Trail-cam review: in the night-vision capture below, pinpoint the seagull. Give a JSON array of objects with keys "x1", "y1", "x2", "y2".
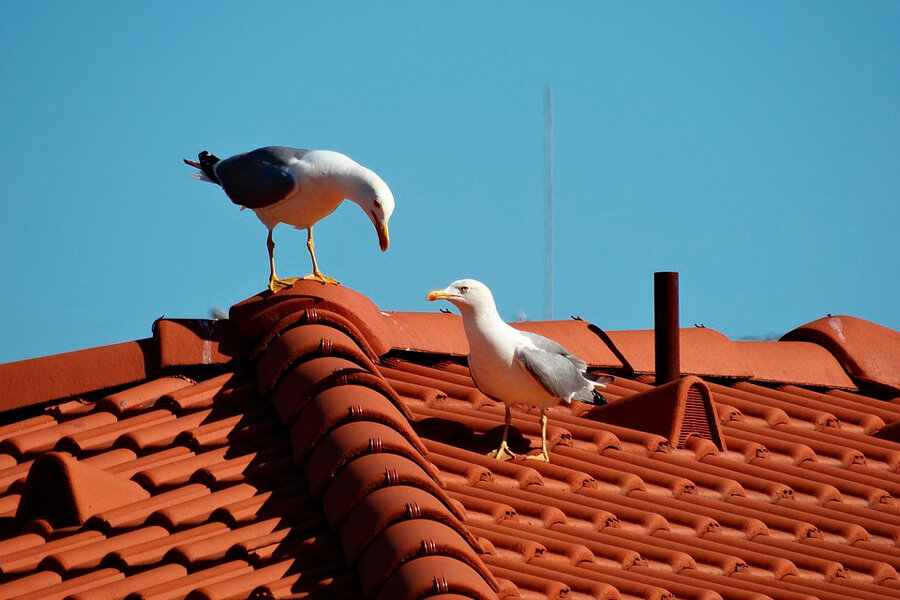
[
  {"x1": 184, "y1": 146, "x2": 394, "y2": 291},
  {"x1": 426, "y1": 279, "x2": 609, "y2": 462}
]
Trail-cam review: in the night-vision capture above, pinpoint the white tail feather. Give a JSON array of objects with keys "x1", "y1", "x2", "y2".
[
  {"x1": 191, "y1": 171, "x2": 217, "y2": 184},
  {"x1": 591, "y1": 375, "x2": 613, "y2": 389}
]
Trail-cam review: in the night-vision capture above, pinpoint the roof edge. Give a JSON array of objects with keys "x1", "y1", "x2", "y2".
[{"x1": 0, "y1": 339, "x2": 154, "y2": 412}]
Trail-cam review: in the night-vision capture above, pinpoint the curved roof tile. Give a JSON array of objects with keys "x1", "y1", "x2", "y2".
[{"x1": 783, "y1": 315, "x2": 900, "y2": 392}]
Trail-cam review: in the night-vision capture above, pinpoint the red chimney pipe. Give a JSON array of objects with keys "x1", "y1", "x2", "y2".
[{"x1": 654, "y1": 272, "x2": 680, "y2": 384}]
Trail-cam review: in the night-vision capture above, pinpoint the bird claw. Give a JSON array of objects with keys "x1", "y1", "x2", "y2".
[
  {"x1": 487, "y1": 443, "x2": 517, "y2": 461},
  {"x1": 301, "y1": 272, "x2": 340, "y2": 285},
  {"x1": 268, "y1": 277, "x2": 299, "y2": 293}
]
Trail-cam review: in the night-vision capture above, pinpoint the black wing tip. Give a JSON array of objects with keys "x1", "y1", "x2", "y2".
[{"x1": 591, "y1": 389, "x2": 609, "y2": 406}]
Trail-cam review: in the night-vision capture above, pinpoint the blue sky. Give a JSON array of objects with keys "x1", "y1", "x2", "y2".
[{"x1": 1, "y1": 3, "x2": 898, "y2": 363}]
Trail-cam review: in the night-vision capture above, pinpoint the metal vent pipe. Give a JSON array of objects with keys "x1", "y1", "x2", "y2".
[{"x1": 654, "y1": 271, "x2": 680, "y2": 384}]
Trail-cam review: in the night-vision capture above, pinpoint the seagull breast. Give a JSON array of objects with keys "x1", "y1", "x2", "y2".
[{"x1": 465, "y1": 319, "x2": 562, "y2": 409}]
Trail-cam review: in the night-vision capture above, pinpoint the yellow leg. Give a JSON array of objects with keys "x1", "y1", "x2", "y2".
[
  {"x1": 267, "y1": 230, "x2": 298, "y2": 292},
  {"x1": 487, "y1": 404, "x2": 517, "y2": 461},
  {"x1": 300, "y1": 226, "x2": 339, "y2": 285},
  {"x1": 525, "y1": 409, "x2": 551, "y2": 462}
]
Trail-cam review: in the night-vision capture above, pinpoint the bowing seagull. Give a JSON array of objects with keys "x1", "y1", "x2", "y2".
[
  {"x1": 185, "y1": 146, "x2": 394, "y2": 291},
  {"x1": 426, "y1": 279, "x2": 609, "y2": 462}
]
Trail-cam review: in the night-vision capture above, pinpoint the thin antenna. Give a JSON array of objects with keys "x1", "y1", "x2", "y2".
[{"x1": 544, "y1": 85, "x2": 554, "y2": 320}]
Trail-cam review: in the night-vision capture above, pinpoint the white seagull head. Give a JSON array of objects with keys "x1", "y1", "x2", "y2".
[
  {"x1": 350, "y1": 170, "x2": 394, "y2": 252},
  {"x1": 425, "y1": 279, "x2": 497, "y2": 316}
]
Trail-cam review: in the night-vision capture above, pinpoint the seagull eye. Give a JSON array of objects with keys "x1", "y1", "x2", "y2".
[
  {"x1": 458, "y1": 286, "x2": 469, "y2": 293},
  {"x1": 373, "y1": 199, "x2": 382, "y2": 209}
]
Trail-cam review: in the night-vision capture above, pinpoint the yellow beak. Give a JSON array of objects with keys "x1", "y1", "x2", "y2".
[
  {"x1": 425, "y1": 289, "x2": 453, "y2": 301},
  {"x1": 377, "y1": 223, "x2": 390, "y2": 252}
]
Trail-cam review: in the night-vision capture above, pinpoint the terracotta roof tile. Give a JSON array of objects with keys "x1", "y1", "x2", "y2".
[
  {"x1": 153, "y1": 318, "x2": 248, "y2": 368},
  {"x1": 783, "y1": 315, "x2": 900, "y2": 392},
  {"x1": 0, "y1": 569, "x2": 63, "y2": 599},
  {"x1": 124, "y1": 560, "x2": 253, "y2": 600},
  {"x1": 103, "y1": 522, "x2": 229, "y2": 570},
  {"x1": 734, "y1": 341, "x2": 856, "y2": 389},
  {"x1": 382, "y1": 311, "x2": 471, "y2": 355},
  {"x1": 64, "y1": 563, "x2": 189, "y2": 600},
  {"x1": 14, "y1": 568, "x2": 125, "y2": 600},
  {"x1": 0, "y1": 529, "x2": 104, "y2": 576},
  {"x1": 37, "y1": 525, "x2": 169, "y2": 574},
  {"x1": 15, "y1": 452, "x2": 150, "y2": 527},
  {"x1": 0, "y1": 413, "x2": 118, "y2": 459},
  {"x1": 0, "y1": 339, "x2": 153, "y2": 411},
  {"x1": 608, "y1": 327, "x2": 753, "y2": 378},
  {"x1": 512, "y1": 321, "x2": 624, "y2": 369},
  {"x1": 2, "y1": 281, "x2": 899, "y2": 599}
]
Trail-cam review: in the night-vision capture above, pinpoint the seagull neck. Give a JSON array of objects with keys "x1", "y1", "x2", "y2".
[
  {"x1": 460, "y1": 304, "x2": 509, "y2": 336},
  {"x1": 335, "y1": 166, "x2": 379, "y2": 206}
]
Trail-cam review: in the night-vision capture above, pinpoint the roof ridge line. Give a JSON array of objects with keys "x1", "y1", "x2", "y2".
[{"x1": 246, "y1": 299, "x2": 501, "y2": 599}]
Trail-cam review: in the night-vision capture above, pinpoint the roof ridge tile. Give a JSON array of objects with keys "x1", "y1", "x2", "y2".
[
  {"x1": 0, "y1": 339, "x2": 154, "y2": 412},
  {"x1": 358, "y1": 519, "x2": 498, "y2": 598},
  {"x1": 783, "y1": 315, "x2": 900, "y2": 393},
  {"x1": 236, "y1": 292, "x2": 501, "y2": 599}
]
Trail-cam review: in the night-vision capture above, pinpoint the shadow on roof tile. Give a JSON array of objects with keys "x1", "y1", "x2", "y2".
[{"x1": 15, "y1": 452, "x2": 150, "y2": 529}]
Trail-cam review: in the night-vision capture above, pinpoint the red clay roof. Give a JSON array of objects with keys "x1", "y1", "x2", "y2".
[
  {"x1": 783, "y1": 315, "x2": 900, "y2": 393},
  {"x1": 0, "y1": 281, "x2": 899, "y2": 600}
]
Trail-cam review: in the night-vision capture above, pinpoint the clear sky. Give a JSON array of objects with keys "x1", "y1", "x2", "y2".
[{"x1": 1, "y1": 3, "x2": 898, "y2": 363}]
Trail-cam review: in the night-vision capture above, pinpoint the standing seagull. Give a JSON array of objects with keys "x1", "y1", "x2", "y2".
[
  {"x1": 184, "y1": 146, "x2": 394, "y2": 291},
  {"x1": 426, "y1": 279, "x2": 609, "y2": 462}
]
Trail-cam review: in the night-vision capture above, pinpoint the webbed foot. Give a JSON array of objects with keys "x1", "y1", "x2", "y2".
[
  {"x1": 268, "y1": 276, "x2": 299, "y2": 292},
  {"x1": 301, "y1": 272, "x2": 340, "y2": 285},
  {"x1": 487, "y1": 442, "x2": 517, "y2": 461},
  {"x1": 524, "y1": 450, "x2": 551, "y2": 462}
]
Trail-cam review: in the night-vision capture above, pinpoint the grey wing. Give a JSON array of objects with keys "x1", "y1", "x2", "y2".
[
  {"x1": 215, "y1": 147, "x2": 307, "y2": 209},
  {"x1": 519, "y1": 331, "x2": 587, "y2": 373},
  {"x1": 515, "y1": 344, "x2": 593, "y2": 402}
]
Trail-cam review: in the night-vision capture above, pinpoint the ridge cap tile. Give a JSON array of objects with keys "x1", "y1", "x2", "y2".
[
  {"x1": 358, "y1": 519, "x2": 499, "y2": 598},
  {"x1": 304, "y1": 420, "x2": 443, "y2": 496},
  {"x1": 605, "y1": 326, "x2": 753, "y2": 378},
  {"x1": 783, "y1": 315, "x2": 900, "y2": 392},
  {"x1": 250, "y1": 309, "x2": 381, "y2": 363},
  {"x1": 374, "y1": 554, "x2": 499, "y2": 600},
  {"x1": 231, "y1": 287, "x2": 502, "y2": 599},
  {"x1": 153, "y1": 317, "x2": 249, "y2": 368},
  {"x1": 0, "y1": 339, "x2": 154, "y2": 412},
  {"x1": 735, "y1": 339, "x2": 857, "y2": 389},
  {"x1": 229, "y1": 281, "x2": 395, "y2": 355},
  {"x1": 338, "y1": 484, "x2": 480, "y2": 562}
]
